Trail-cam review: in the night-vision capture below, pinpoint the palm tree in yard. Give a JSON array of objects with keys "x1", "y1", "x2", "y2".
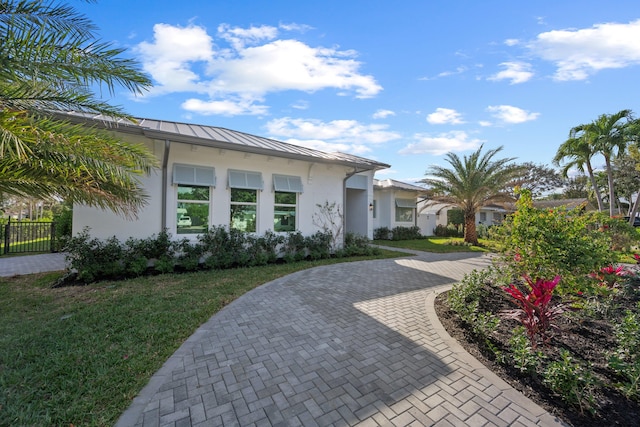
[
  {"x1": 420, "y1": 145, "x2": 522, "y2": 245},
  {"x1": 569, "y1": 110, "x2": 633, "y2": 217},
  {"x1": 0, "y1": 0, "x2": 157, "y2": 217},
  {"x1": 553, "y1": 135, "x2": 605, "y2": 212}
]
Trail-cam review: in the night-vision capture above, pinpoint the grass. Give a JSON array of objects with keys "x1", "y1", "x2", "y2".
[
  {"x1": 374, "y1": 236, "x2": 494, "y2": 253},
  {"x1": 0, "y1": 237, "x2": 53, "y2": 255},
  {"x1": 0, "y1": 250, "x2": 403, "y2": 426}
]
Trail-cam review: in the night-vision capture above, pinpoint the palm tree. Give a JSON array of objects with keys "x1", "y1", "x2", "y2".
[
  {"x1": 570, "y1": 110, "x2": 633, "y2": 217},
  {"x1": 553, "y1": 135, "x2": 605, "y2": 212},
  {"x1": 0, "y1": 0, "x2": 156, "y2": 216},
  {"x1": 420, "y1": 145, "x2": 522, "y2": 245}
]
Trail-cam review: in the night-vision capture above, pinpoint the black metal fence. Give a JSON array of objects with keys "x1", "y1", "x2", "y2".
[{"x1": 1, "y1": 219, "x2": 57, "y2": 255}]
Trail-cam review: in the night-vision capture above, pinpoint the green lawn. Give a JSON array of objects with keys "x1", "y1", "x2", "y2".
[
  {"x1": 0, "y1": 250, "x2": 403, "y2": 426},
  {"x1": 374, "y1": 236, "x2": 494, "y2": 253}
]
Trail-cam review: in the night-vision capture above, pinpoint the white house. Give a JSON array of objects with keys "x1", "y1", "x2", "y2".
[
  {"x1": 66, "y1": 113, "x2": 390, "y2": 243},
  {"x1": 372, "y1": 179, "x2": 428, "y2": 233},
  {"x1": 417, "y1": 203, "x2": 509, "y2": 235}
]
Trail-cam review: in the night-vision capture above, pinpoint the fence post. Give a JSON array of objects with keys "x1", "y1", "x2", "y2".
[
  {"x1": 4, "y1": 217, "x2": 9, "y2": 255},
  {"x1": 51, "y1": 222, "x2": 57, "y2": 253}
]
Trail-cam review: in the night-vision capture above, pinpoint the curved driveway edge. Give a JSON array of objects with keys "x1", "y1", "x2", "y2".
[{"x1": 117, "y1": 252, "x2": 566, "y2": 426}]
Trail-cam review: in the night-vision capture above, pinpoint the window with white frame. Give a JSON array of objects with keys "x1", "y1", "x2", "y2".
[
  {"x1": 229, "y1": 170, "x2": 263, "y2": 232},
  {"x1": 479, "y1": 212, "x2": 487, "y2": 223},
  {"x1": 395, "y1": 198, "x2": 415, "y2": 222},
  {"x1": 372, "y1": 200, "x2": 377, "y2": 219},
  {"x1": 173, "y1": 164, "x2": 215, "y2": 235},
  {"x1": 272, "y1": 174, "x2": 303, "y2": 232}
]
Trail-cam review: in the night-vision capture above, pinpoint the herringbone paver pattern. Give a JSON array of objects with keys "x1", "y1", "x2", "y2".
[{"x1": 117, "y1": 251, "x2": 566, "y2": 426}]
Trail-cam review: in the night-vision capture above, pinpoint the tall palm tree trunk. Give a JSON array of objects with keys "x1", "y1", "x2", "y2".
[
  {"x1": 464, "y1": 213, "x2": 478, "y2": 245},
  {"x1": 586, "y1": 161, "x2": 605, "y2": 212},
  {"x1": 604, "y1": 155, "x2": 616, "y2": 217}
]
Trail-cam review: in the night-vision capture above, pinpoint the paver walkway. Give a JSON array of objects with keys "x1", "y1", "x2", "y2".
[
  {"x1": 118, "y1": 251, "x2": 565, "y2": 427},
  {"x1": 0, "y1": 252, "x2": 66, "y2": 277}
]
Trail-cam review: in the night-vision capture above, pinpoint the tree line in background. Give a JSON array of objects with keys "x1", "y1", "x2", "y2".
[{"x1": 422, "y1": 109, "x2": 640, "y2": 244}]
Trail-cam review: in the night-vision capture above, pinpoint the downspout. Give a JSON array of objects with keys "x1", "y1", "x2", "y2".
[{"x1": 161, "y1": 140, "x2": 171, "y2": 231}]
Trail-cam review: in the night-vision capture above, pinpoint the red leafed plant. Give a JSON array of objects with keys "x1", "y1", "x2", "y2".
[
  {"x1": 589, "y1": 264, "x2": 629, "y2": 289},
  {"x1": 501, "y1": 275, "x2": 566, "y2": 348}
]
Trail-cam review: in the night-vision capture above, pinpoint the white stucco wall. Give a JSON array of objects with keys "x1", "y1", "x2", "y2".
[
  {"x1": 73, "y1": 135, "x2": 367, "y2": 242},
  {"x1": 372, "y1": 188, "x2": 419, "y2": 231},
  {"x1": 72, "y1": 138, "x2": 164, "y2": 240}
]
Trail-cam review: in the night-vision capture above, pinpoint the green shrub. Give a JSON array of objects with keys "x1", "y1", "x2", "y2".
[
  {"x1": 447, "y1": 269, "x2": 499, "y2": 337},
  {"x1": 391, "y1": 226, "x2": 422, "y2": 240},
  {"x1": 492, "y1": 189, "x2": 622, "y2": 293},
  {"x1": 434, "y1": 224, "x2": 463, "y2": 237},
  {"x1": 282, "y1": 231, "x2": 306, "y2": 263},
  {"x1": 343, "y1": 232, "x2": 380, "y2": 256},
  {"x1": 544, "y1": 349, "x2": 597, "y2": 414},
  {"x1": 374, "y1": 227, "x2": 391, "y2": 240}
]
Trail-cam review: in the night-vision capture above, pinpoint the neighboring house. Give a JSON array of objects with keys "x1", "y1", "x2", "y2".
[
  {"x1": 66, "y1": 113, "x2": 389, "y2": 242},
  {"x1": 419, "y1": 198, "x2": 594, "y2": 235},
  {"x1": 372, "y1": 179, "x2": 428, "y2": 233},
  {"x1": 417, "y1": 203, "x2": 510, "y2": 235}
]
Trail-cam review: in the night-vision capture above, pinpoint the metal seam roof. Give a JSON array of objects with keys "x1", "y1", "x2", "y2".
[{"x1": 65, "y1": 112, "x2": 389, "y2": 170}]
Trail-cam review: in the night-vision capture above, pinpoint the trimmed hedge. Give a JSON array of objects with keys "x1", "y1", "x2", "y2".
[{"x1": 60, "y1": 227, "x2": 380, "y2": 284}]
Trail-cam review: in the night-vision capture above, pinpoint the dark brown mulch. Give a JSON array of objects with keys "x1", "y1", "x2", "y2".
[{"x1": 434, "y1": 283, "x2": 640, "y2": 427}]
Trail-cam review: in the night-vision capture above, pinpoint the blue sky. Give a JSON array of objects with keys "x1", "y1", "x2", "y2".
[{"x1": 77, "y1": 0, "x2": 640, "y2": 184}]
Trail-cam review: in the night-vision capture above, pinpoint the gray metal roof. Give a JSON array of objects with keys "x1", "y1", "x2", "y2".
[
  {"x1": 374, "y1": 178, "x2": 428, "y2": 192},
  {"x1": 58, "y1": 112, "x2": 390, "y2": 171}
]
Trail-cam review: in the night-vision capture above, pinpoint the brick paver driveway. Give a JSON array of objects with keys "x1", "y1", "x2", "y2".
[{"x1": 118, "y1": 251, "x2": 564, "y2": 426}]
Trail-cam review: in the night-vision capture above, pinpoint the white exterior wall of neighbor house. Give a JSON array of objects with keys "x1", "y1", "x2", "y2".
[
  {"x1": 373, "y1": 188, "x2": 419, "y2": 230},
  {"x1": 73, "y1": 135, "x2": 374, "y2": 240}
]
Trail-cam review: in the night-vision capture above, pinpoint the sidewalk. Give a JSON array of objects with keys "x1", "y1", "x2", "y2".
[{"x1": 0, "y1": 252, "x2": 67, "y2": 277}]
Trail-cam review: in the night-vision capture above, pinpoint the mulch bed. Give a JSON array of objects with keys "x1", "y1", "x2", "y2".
[{"x1": 434, "y1": 283, "x2": 640, "y2": 426}]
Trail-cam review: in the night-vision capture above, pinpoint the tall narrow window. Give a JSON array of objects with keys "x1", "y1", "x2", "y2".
[
  {"x1": 177, "y1": 185, "x2": 209, "y2": 234},
  {"x1": 228, "y1": 170, "x2": 262, "y2": 232},
  {"x1": 230, "y1": 189, "x2": 258, "y2": 232},
  {"x1": 272, "y1": 174, "x2": 303, "y2": 232},
  {"x1": 274, "y1": 192, "x2": 297, "y2": 231}
]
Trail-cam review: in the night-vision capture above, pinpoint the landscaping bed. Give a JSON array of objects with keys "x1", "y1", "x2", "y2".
[{"x1": 435, "y1": 281, "x2": 640, "y2": 426}]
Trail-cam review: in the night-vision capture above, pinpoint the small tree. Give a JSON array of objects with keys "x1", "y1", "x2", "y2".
[{"x1": 312, "y1": 201, "x2": 343, "y2": 250}]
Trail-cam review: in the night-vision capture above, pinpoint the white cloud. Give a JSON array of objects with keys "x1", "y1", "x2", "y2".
[
  {"x1": 504, "y1": 39, "x2": 520, "y2": 46},
  {"x1": 488, "y1": 62, "x2": 534, "y2": 84},
  {"x1": 135, "y1": 23, "x2": 214, "y2": 94},
  {"x1": 291, "y1": 100, "x2": 310, "y2": 110},
  {"x1": 265, "y1": 117, "x2": 400, "y2": 154},
  {"x1": 486, "y1": 105, "x2": 539, "y2": 124},
  {"x1": 478, "y1": 120, "x2": 492, "y2": 127},
  {"x1": 181, "y1": 98, "x2": 269, "y2": 116},
  {"x1": 134, "y1": 23, "x2": 382, "y2": 116},
  {"x1": 279, "y1": 22, "x2": 314, "y2": 33},
  {"x1": 399, "y1": 131, "x2": 483, "y2": 156},
  {"x1": 426, "y1": 108, "x2": 464, "y2": 125},
  {"x1": 372, "y1": 109, "x2": 395, "y2": 119},
  {"x1": 529, "y1": 19, "x2": 640, "y2": 81}
]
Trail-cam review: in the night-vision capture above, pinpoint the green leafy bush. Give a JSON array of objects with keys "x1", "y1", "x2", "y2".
[
  {"x1": 62, "y1": 226, "x2": 379, "y2": 284},
  {"x1": 447, "y1": 269, "x2": 499, "y2": 337},
  {"x1": 492, "y1": 189, "x2": 623, "y2": 293},
  {"x1": 544, "y1": 349, "x2": 597, "y2": 414},
  {"x1": 373, "y1": 227, "x2": 391, "y2": 240},
  {"x1": 391, "y1": 226, "x2": 422, "y2": 240},
  {"x1": 434, "y1": 224, "x2": 463, "y2": 237}
]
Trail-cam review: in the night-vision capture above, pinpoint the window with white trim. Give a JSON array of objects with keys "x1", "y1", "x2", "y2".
[
  {"x1": 176, "y1": 185, "x2": 210, "y2": 235},
  {"x1": 173, "y1": 164, "x2": 215, "y2": 235},
  {"x1": 273, "y1": 174, "x2": 302, "y2": 232},
  {"x1": 228, "y1": 170, "x2": 263, "y2": 233},
  {"x1": 395, "y1": 198, "x2": 415, "y2": 222}
]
